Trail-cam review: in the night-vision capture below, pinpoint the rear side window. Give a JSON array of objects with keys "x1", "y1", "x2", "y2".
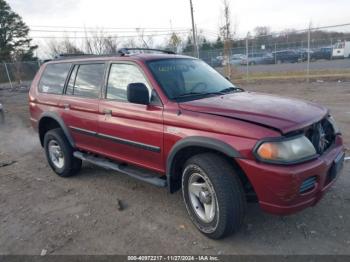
[
  {"x1": 38, "y1": 63, "x2": 71, "y2": 94},
  {"x1": 66, "y1": 64, "x2": 105, "y2": 98}
]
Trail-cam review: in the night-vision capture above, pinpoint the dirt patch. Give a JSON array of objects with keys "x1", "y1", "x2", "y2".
[{"x1": 0, "y1": 82, "x2": 349, "y2": 255}]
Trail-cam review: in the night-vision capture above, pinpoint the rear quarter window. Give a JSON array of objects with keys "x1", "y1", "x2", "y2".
[{"x1": 38, "y1": 63, "x2": 71, "y2": 94}]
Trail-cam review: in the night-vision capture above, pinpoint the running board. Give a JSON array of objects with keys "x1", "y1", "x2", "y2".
[{"x1": 73, "y1": 151, "x2": 167, "y2": 188}]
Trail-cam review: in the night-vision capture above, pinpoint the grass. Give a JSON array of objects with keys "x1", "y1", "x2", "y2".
[{"x1": 218, "y1": 67, "x2": 350, "y2": 83}]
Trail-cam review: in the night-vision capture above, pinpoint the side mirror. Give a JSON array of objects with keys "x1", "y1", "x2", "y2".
[{"x1": 127, "y1": 83, "x2": 150, "y2": 105}]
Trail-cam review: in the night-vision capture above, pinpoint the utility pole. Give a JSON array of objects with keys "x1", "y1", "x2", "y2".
[
  {"x1": 307, "y1": 23, "x2": 311, "y2": 83},
  {"x1": 189, "y1": 0, "x2": 199, "y2": 58},
  {"x1": 246, "y1": 35, "x2": 249, "y2": 82},
  {"x1": 3, "y1": 63, "x2": 13, "y2": 89}
]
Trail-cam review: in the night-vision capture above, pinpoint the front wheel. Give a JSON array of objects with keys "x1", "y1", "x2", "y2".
[{"x1": 182, "y1": 153, "x2": 246, "y2": 239}]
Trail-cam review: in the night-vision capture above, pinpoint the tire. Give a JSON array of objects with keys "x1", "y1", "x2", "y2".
[
  {"x1": 181, "y1": 153, "x2": 246, "y2": 239},
  {"x1": 44, "y1": 128, "x2": 82, "y2": 177}
]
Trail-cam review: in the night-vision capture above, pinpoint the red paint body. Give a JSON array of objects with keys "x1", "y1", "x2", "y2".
[{"x1": 29, "y1": 54, "x2": 344, "y2": 215}]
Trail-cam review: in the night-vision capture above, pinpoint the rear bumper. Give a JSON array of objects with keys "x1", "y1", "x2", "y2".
[{"x1": 237, "y1": 135, "x2": 345, "y2": 215}]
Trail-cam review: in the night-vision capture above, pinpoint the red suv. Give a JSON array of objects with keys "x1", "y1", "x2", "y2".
[{"x1": 29, "y1": 48, "x2": 345, "y2": 239}]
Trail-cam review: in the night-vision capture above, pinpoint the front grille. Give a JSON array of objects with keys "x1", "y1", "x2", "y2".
[
  {"x1": 300, "y1": 176, "x2": 317, "y2": 193},
  {"x1": 305, "y1": 117, "x2": 335, "y2": 155}
]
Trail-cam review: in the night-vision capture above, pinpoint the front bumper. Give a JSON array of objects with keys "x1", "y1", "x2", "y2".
[{"x1": 237, "y1": 135, "x2": 345, "y2": 215}]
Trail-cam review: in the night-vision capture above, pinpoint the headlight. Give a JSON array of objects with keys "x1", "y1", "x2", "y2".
[
  {"x1": 328, "y1": 115, "x2": 341, "y2": 134},
  {"x1": 255, "y1": 135, "x2": 317, "y2": 164}
]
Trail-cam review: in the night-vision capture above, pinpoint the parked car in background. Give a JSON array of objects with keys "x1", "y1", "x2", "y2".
[
  {"x1": 229, "y1": 54, "x2": 245, "y2": 65},
  {"x1": 272, "y1": 50, "x2": 300, "y2": 64},
  {"x1": 297, "y1": 49, "x2": 314, "y2": 62},
  {"x1": 210, "y1": 56, "x2": 224, "y2": 67},
  {"x1": 311, "y1": 47, "x2": 333, "y2": 60},
  {"x1": 332, "y1": 41, "x2": 350, "y2": 59},
  {"x1": 240, "y1": 53, "x2": 274, "y2": 65}
]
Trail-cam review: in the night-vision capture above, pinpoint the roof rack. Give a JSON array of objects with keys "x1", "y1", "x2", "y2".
[
  {"x1": 51, "y1": 48, "x2": 175, "y2": 61},
  {"x1": 54, "y1": 53, "x2": 95, "y2": 60},
  {"x1": 118, "y1": 48, "x2": 175, "y2": 56}
]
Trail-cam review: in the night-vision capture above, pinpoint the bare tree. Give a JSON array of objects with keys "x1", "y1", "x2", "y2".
[
  {"x1": 47, "y1": 38, "x2": 83, "y2": 57},
  {"x1": 220, "y1": 0, "x2": 234, "y2": 78},
  {"x1": 84, "y1": 29, "x2": 119, "y2": 55},
  {"x1": 136, "y1": 28, "x2": 149, "y2": 48},
  {"x1": 84, "y1": 30, "x2": 104, "y2": 54},
  {"x1": 101, "y1": 36, "x2": 119, "y2": 54},
  {"x1": 122, "y1": 38, "x2": 138, "y2": 48},
  {"x1": 167, "y1": 32, "x2": 182, "y2": 52}
]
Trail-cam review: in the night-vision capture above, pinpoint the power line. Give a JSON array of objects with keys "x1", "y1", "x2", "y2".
[
  {"x1": 29, "y1": 32, "x2": 190, "y2": 39},
  {"x1": 29, "y1": 29, "x2": 190, "y2": 34},
  {"x1": 29, "y1": 25, "x2": 189, "y2": 30}
]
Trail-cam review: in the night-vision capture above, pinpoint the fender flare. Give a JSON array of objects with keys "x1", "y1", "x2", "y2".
[
  {"x1": 38, "y1": 112, "x2": 75, "y2": 148},
  {"x1": 166, "y1": 136, "x2": 241, "y2": 192}
]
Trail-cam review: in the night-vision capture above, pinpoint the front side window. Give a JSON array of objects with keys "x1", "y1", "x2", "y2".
[
  {"x1": 106, "y1": 63, "x2": 151, "y2": 101},
  {"x1": 147, "y1": 58, "x2": 238, "y2": 101},
  {"x1": 67, "y1": 64, "x2": 105, "y2": 98},
  {"x1": 38, "y1": 63, "x2": 71, "y2": 94}
]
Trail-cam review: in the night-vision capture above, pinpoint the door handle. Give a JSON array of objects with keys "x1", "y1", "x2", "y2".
[
  {"x1": 103, "y1": 109, "x2": 112, "y2": 115},
  {"x1": 63, "y1": 103, "x2": 70, "y2": 110}
]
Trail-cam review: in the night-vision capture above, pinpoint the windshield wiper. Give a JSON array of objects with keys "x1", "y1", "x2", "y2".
[
  {"x1": 218, "y1": 87, "x2": 244, "y2": 94},
  {"x1": 173, "y1": 92, "x2": 206, "y2": 99},
  {"x1": 173, "y1": 87, "x2": 244, "y2": 101},
  {"x1": 204, "y1": 87, "x2": 244, "y2": 96}
]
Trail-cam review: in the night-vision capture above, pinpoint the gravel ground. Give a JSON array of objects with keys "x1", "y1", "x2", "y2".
[{"x1": 0, "y1": 81, "x2": 349, "y2": 255}]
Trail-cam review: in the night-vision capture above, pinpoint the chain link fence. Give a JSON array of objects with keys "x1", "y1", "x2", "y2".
[
  {"x1": 0, "y1": 61, "x2": 40, "y2": 88},
  {"x1": 187, "y1": 24, "x2": 350, "y2": 83}
]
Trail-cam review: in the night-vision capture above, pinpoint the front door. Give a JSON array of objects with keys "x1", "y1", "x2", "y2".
[{"x1": 98, "y1": 62, "x2": 164, "y2": 173}]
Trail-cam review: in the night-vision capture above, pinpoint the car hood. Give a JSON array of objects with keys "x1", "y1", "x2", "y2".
[{"x1": 179, "y1": 92, "x2": 328, "y2": 134}]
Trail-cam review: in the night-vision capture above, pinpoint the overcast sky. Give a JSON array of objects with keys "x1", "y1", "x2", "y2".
[
  {"x1": 8, "y1": 0, "x2": 350, "y2": 36},
  {"x1": 6, "y1": 0, "x2": 350, "y2": 58}
]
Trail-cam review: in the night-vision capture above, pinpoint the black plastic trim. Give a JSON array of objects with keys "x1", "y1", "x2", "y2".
[
  {"x1": 166, "y1": 136, "x2": 241, "y2": 192},
  {"x1": 69, "y1": 126, "x2": 161, "y2": 153},
  {"x1": 253, "y1": 134, "x2": 319, "y2": 165},
  {"x1": 98, "y1": 133, "x2": 161, "y2": 153},
  {"x1": 38, "y1": 112, "x2": 76, "y2": 148},
  {"x1": 70, "y1": 126, "x2": 97, "y2": 136}
]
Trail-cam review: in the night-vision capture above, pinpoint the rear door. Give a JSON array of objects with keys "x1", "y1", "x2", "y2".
[
  {"x1": 32, "y1": 63, "x2": 72, "y2": 123},
  {"x1": 60, "y1": 62, "x2": 106, "y2": 152},
  {"x1": 98, "y1": 62, "x2": 164, "y2": 173}
]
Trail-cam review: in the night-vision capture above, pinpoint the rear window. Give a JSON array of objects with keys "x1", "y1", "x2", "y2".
[{"x1": 38, "y1": 63, "x2": 71, "y2": 94}]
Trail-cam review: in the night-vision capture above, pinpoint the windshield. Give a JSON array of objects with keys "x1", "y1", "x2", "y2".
[{"x1": 147, "y1": 58, "x2": 241, "y2": 101}]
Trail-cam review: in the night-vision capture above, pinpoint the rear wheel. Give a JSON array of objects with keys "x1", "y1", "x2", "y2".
[
  {"x1": 182, "y1": 153, "x2": 246, "y2": 239},
  {"x1": 44, "y1": 128, "x2": 82, "y2": 177}
]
